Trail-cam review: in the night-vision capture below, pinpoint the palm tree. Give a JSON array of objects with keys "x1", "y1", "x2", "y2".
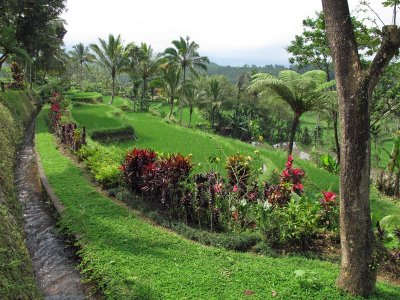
[
  {"x1": 249, "y1": 70, "x2": 335, "y2": 154},
  {"x1": 0, "y1": 26, "x2": 31, "y2": 72},
  {"x1": 159, "y1": 65, "x2": 182, "y2": 118},
  {"x1": 125, "y1": 43, "x2": 143, "y2": 109},
  {"x1": 204, "y1": 78, "x2": 224, "y2": 129},
  {"x1": 183, "y1": 81, "x2": 200, "y2": 127},
  {"x1": 235, "y1": 72, "x2": 248, "y2": 116},
  {"x1": 90, "y1": 34, "x2": 129, "y2": 105},
  {"x1": 137, "y1": 43, "x2": 164, "y2": 111},
  {"x1": 69, "y1": 43, "x2": 95, "y2": 83},
  {"x1": 164, "y1": 36, "x2": 209, "y2": 123}
]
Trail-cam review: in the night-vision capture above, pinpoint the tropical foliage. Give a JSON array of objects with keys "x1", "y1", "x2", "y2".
[{"x1": 249, "y1": 70, "x2": 336, "y2": 154}]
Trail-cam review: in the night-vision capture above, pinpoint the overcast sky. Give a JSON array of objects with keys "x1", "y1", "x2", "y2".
[{"x1": 61, "y1": 0, "x2": 393, "y2": 66}]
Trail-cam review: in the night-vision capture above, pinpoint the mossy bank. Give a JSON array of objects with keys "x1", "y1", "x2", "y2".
[{"x1": 0, "y1": 90, "x2": 40, "y2": 299}]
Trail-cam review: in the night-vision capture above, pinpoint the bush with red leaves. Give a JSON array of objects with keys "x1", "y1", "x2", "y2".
[
  {"x1": 120, "y1": 148, "x2": 157, "y2": 193},
  {"x1": 264, "y1": 155, "x2": 305, "y2": 206},
  {"x1": 7, "y1": 61, "x2": 25, "y2": 90}
]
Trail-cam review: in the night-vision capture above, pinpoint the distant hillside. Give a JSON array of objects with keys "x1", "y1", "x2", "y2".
[{"x1": 207, "y1": 62, "x2": 291, "y2": 83}]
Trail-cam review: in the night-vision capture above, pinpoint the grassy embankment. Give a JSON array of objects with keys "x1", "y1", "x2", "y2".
[
  {"x1": 70, "y1": 96, "x2": 400, "y2": 238},
  {"x1": 36, "y1": 106, "x2": 400, "y2": 299},
  {"x1": 72, "y1": 96, "x2": 339, "y2": 194},
  {"x1": 0, "y1": 90, "x2": 40, "y2": 299}
]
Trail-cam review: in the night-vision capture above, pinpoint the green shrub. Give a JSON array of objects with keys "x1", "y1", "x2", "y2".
[
  {"x1": 0, "y1": 90, "x2": 36, "y2": 127},
  {"x1": 68, "y1": 92, "x2": 103, "y2": 103},
  {"x1": 0, "y1": 101, "x2": 21, "y2": 198},
  {"x1": 257, "y1": 195, "x2": 320, "y2": 249},
  {"x1": 90, "y1": 125, "x2": 136, "y2": 143},
  {"x1": 78, "y1": 143, "x2": 123, "y2": 188},
  {"x1": 170, "y1": 223, "x2": 260, "y2": 251},
  {"x1": 39, "y1": 83, "x2": 64, "y2": 99},
  {"x1": 319, "y1": 153, "x2": 339, "y2": 174},
  {"x1": 225, "y1": 154, "x2": 251, "y2": 190},
  {"x1": 120, "y1": 104, "x2": 134, "y2": 112}
]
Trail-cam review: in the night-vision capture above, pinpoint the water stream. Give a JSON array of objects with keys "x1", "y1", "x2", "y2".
[{"x1": 16, "y1": 123, "x2": 90, "y2": 299}]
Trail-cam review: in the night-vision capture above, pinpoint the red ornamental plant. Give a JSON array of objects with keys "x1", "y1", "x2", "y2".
[
  {"x1": 264, "y1": 155, "x2": 305, "y2": 206},
  {"x1": 320, "y1": 191, "x2": 337, "y2": 210},
  {"x1": 148, "y1": 154, "x2": 193, "y2": 192},
  {"x1": 281, "y1": 155, "x2": 305, "y2": 194},
  {"x1": 50, "y1": 92, "x2": 63, "y2": 128},
  {"x1": 320, "y1": 191, "x2": 338, "y2": 230},
  {"x1": 120, "y1": 148, "x2": 157, "y2": 193},
  {"x1": 7, "y1": 61, "x2": 25, "y2": 90}
]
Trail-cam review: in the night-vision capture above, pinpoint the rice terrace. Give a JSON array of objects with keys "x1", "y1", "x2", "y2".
[{"x1": 1, "y1": 0, "x2": 400, "y2": 299}]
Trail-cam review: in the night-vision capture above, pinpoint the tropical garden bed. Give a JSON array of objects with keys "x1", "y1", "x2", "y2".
[{"x1": 36, "y1": 100, "x2": 400, "y2": 299}]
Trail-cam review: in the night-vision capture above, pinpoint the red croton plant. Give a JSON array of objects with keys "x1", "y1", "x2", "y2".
[
  {"x1": 50, "y1": 92, "x2": 63, "y2": 128},
  {"x1": 264, "y1": 155, "x2": 306, "y2": 206}
]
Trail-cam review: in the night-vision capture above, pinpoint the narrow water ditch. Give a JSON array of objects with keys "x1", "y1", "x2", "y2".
[{"x1": 15, "y1": 122, "x2": 90, "y2": 299}]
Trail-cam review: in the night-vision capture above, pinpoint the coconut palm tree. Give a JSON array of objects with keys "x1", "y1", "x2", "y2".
[
  {"x1": 137, "y1": 43, "x2": 164, "y2": 111},
  {"x1": 69, "y1": 43, "x2": 95, "y2": 82},
  {"x1": 204, "y1": 78, "x2": 224, "y2": 129},
  {"x1": 164, "y1": 36, "x2": 209, "y2": 123},
  {"x1": 90, "y1": 34, "x2": 129, "y2": 105},
  {"x1": 183, "y1": 80, "x2": 200, "y2": 127},
  {"x1": 249, "y1": 70, "x2": 335, "y2": 154},
  {"x1": 159, "y1": 65, "x2": 181, "y2": 119},
  {"x1": 0, "y1": 26, "x2": 31, "y2": 72}
]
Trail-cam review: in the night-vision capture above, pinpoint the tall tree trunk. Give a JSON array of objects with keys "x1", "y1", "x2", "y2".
[
  {"x1": 0, "y1": 53, "x2": 8, "y2": 72},
  {"x1": 180, "y1": 67, "x2": 187, "y2": 124},
  {"x1": 110, "y1": 74, "x2": 115, "y2": 105},
  {"x1": 322, "y1": 0, "x2": 400, "y2": 296},
  {"x1": 333, "y1": 109, "x2": 341, "y2": 163},
  {"x1": 288, "y1": 111, "x2": 301, "y2": 155},
  {"x1": 211, "y1": 106, "x2": 216, "y2": 129},
  {"x1": 141, "y1": 77, "x2": 147, "y2": 111},
  {"x1": 169, "y1": 96, "x2": 174, "y2": 119},
  {"x1": 80, "y1": 61, "x2": 83, "y2": 83},
  {"x1": 189, "y1": 105, "x2": 193, "y2": 127}
]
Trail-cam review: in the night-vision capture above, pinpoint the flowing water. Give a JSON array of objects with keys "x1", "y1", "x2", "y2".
[{"x1": 16, "y1": 123, "x2": 90, "y2": 299}]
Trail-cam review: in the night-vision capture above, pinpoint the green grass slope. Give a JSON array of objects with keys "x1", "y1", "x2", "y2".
[
  {"x1": 36, "y1": 107, "x2": 400, "y2": 299},
  {"x1": 0, "y1": 91, "x2": 40, "y2": 299},
  {"x1": 72, "y1": 99, "x2": 339, "y2": 194}
]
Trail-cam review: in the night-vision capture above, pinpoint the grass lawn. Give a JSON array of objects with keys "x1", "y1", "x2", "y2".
[{"x1": 35, "y1": 107, "x2": 400, "y2": 299}]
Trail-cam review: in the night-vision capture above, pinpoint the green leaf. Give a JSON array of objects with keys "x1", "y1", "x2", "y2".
[
  {"x1": 380, "y1": 215, "x2": 394, "y2": 230},
  {"x1": 294, "y1": 269, "x2": 306, "y2": 277}
]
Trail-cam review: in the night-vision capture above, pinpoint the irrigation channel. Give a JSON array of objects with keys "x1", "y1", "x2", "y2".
[{"x1": 16, "y1": 122, "x2": 91, "y2": 299}]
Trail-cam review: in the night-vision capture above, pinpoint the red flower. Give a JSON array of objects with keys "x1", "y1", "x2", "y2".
[
  {"x1": 321, "y1": 191, "x2": 337, "y2": 204},
  {"x1": 292, "y1": 168, "x2": 304, "y2": 177},
  {"x1": 233, "y1": 185, "x2": 238, "y2": 193},
  {"x1": 282, "y1": 169, "x2": 290, "y2": 179},
  {"x1": 292, "y1": 183, "x2": 303, "y2": 193},
  {"x1": 213, "y1": 182, "x2": 223, "y2": 193}
]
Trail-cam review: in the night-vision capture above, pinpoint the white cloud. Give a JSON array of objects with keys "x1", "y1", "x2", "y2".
[{"x1": 62, "y1": 0, "x2": 394, "y2": 66}]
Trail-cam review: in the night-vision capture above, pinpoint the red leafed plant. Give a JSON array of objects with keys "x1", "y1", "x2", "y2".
[
  {"x1": 7, "y1": 61, "x2": 25, "y2": 90},
  {"x1": 146, "y1": 154, "x2": 193, "y2": 206},
  {"x1": 320, "y1": 191, "x2": 339, "y2": 230},
  {"x1": 264, "y1": 155, "x2": 306, "y2": 206},
  {"x1": 49, "y1": 92, "x2": 63, "y2": 128},
  {"x1": 281, "y1": 155, "x2": 305, "y2": 194},
  {"x1": 120, "y1": 148, "x2": 157, "y2": 193}
]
